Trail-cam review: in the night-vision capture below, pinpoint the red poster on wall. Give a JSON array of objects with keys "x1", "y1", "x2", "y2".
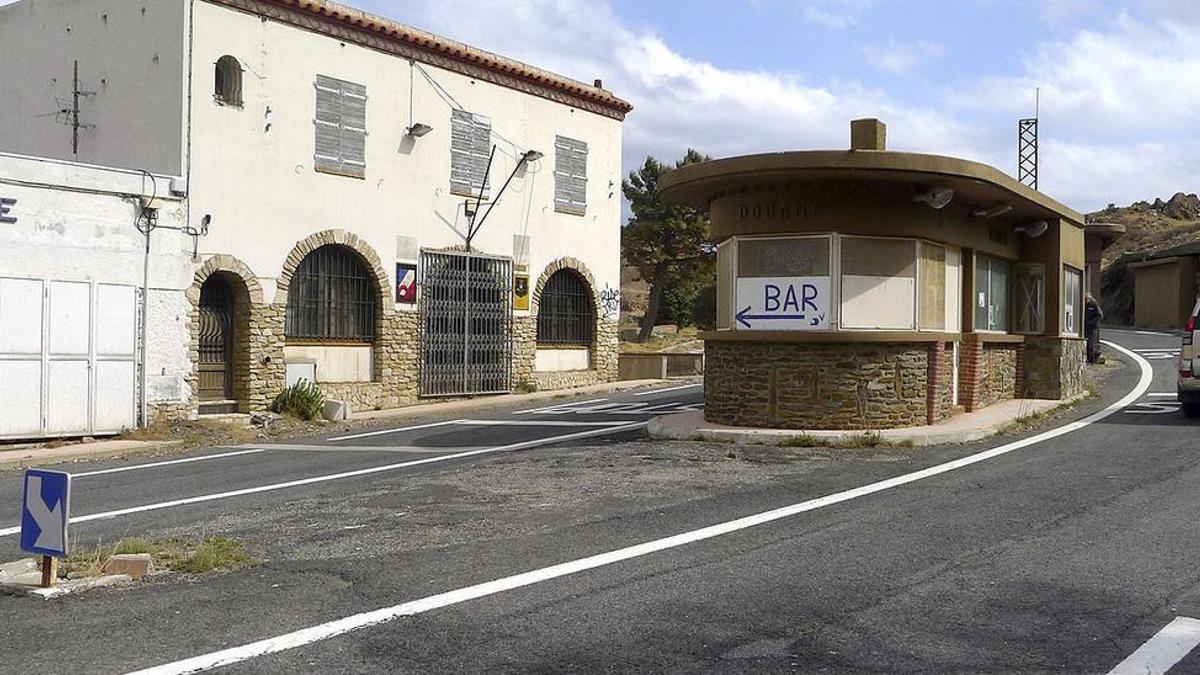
[{"x1": 396, "y1": 263, "x2": 417, "y2": 304}]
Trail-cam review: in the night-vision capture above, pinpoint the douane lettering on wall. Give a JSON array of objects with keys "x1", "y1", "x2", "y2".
[
  {"x1": 734, "y1": 276, "x2": 830, "y2": 330},
  {"x1": 0, "y1": 197, "x2": 15, "y2": 224}
]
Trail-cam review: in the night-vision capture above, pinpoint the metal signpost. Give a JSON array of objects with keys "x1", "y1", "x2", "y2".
[
  {"x1": 20, "y1": 469, "x2": 71, "y2": 588},
  {"x1": 734, "y1": 277, "x2": 831, "y2": 330}
]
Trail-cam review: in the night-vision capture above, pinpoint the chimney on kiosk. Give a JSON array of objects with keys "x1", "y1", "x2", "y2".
[{"x1": 850, "y1": 118, "x2": 887, "y2": 151}]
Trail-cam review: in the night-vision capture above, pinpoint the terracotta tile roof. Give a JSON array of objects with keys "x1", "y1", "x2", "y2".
[{"x1": 213, "y1": 0, "x2": 632, "y2": 119}]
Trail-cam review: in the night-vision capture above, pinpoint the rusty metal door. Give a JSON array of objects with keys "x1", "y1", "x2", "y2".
[
  {"x1": 197, "y1": 276, "x2": 233, "y2": 401},
  {"x1": 420, "y1": 250, "x2": 512, "y2": 397}
]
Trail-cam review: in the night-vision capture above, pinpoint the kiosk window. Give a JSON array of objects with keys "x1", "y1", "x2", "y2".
[
  {"x1": 1015, "y1": 264, "x2": 1045, "y2": 334},
  {"x1": 974, "y1": 254, "x2": 1010, "y2": 332},
  {"x1": 841, "y1": 237, "x2": 917, "y2": 330},
  {"x1": 738, "y1": 237, "x2": 830, "y2": 277},
  {"x1": 919, "y1": 242, "x2": 946, "y2": 331},
  {"x1": 1064, "y1": 266, "x2": 1082, "y2": 337}
]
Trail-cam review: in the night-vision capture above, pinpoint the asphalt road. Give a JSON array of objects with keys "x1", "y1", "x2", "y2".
[{"x1": 2, "y1": 329, "x2": 1199, "y2": 674}]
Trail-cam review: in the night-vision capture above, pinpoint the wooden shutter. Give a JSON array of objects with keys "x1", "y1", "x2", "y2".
[
  {"x1": 554, "y1": 135, "x2": 587, "y2": 215},
  {"x1": 314, "y1": 75, "x2": 367, "y2": 178},
  {"x1": 450, "y1": 109, "x2": 491, "y2": 196}
]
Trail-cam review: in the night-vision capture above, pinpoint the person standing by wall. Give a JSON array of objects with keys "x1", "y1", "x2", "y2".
[{"x1": 1085, "y1": 294, "x2": 1104, "y2": 364}]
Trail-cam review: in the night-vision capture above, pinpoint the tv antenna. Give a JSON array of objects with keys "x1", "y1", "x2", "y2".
[
  {"x1": 36, "y1": 61, "x2": 95, "y2": 157},
  {"x1": 1018, "y1": 87, "x2": 1039, "y2": 190}
]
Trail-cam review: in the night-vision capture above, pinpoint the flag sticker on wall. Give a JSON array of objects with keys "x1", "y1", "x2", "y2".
[{"x1": 396, "y1": 263, "x2": 417, "y2": 304}]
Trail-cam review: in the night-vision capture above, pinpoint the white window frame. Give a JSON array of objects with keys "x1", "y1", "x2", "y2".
[
  {"x1": 1063, "y1": 265, "x2": 1083, "y2": 337},
  {"x1": 1014, "y1": 263, "x2": 1046, "y2": 335}
]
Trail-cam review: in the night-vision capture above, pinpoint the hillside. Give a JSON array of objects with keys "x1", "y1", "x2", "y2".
[
  {"x1": 1095, "y1": 192, "x2": 1200, "y2": 325},
  {"x1": 1092, "y1": 192, "x2": 1200, "y2": 265}
]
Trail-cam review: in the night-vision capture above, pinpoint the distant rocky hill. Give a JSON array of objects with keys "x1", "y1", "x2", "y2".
[
  {"x1": 1091, "y1": 192, "x2": 1200, "y2": 264},
  {"x1": 1094, "y1": 192, "x2": 1200, "y2": 325}
]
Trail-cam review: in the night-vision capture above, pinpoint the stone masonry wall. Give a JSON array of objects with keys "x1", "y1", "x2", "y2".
[
  {"x1": 976, "y1": 343, "x2": 1019, "y2": 409},
  {"x1": 1023, "y1": 336, "x2": 1087, "y2": 400},
  {"x1": 705, "y1": 340, "x2": 930, "y2": 430}
]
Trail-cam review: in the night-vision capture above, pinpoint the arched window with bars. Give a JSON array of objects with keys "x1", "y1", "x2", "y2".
[
  {"x1": 286, "y1": 245, "x2": 377, "y2": 342},
  {"x1": 215, "y1": 55, "x2": 243, "y2": 107},
  {"x1": 537, "y1": 269, "x2": 595, "y2": 346}
]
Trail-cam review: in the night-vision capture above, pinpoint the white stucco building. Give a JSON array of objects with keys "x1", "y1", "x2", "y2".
[
  {"x1": 0, "y1": 0, "x2": 630, "y2": 420},
  {"x1": 0, "y1": 153, "x2": 191, "y2": 438}
]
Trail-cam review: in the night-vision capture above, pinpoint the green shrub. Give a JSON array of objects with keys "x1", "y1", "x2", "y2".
[{"x1": 270, "y1": 379, "x2": 325, "y2": 420}]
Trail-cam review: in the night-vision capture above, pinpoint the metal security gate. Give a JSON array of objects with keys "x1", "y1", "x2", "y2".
[
  {"x1": 420, "y1": 250, "x2": 512, "y2": 397},
  {"x1": 197, "y1": 276, "x2": 234, "y2": 401}
]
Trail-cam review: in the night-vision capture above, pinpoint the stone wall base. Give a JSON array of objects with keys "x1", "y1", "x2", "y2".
[
  {"x1": 1023, "y1": 336, "x2": 1087, "y2": 400},
  {"x1": 705, "y1": 340, "x2": 931, "y2": 431}
]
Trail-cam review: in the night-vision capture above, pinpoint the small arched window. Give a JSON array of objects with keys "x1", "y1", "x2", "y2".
[
  {"x1": 537, "y1": 269, "x2": 595, "y2": 345},
  {"x1": 214, "y1": 55, "x2": 243, "y2": 107},
  {"x1": 286, "y1": 245, "x2": 377, "y2": 342}
]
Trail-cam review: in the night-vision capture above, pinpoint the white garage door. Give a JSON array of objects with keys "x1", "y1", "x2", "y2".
[{"x1": 0, "y1": 277, "x2": 137, "y2": 439}]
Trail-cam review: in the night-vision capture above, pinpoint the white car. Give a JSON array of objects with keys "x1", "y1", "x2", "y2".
[{"x1": 1180, "y1": 297, "x2": 1200, "y2": 417}]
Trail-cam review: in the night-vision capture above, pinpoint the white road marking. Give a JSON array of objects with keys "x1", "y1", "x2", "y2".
[
  {"x1": 252, "y1": 445, "x2": 469, "y2": 454},
  {"x1": 1126, "y1": 401, "x2": 1179, "y2": 415},
  {"x1": 72, "y1": 449, "x2": 266, "y2": 478},
  {"x1": 1108, "y1": 616, "x2": 1200, "y2": 675},
  {"x1": 0, "y1": 422, "x2": 650, "y2": 539},
  {"x1": 1135, "y1": 330, "x2": 1175, "y2": 336},
  {"x1": 327, "y1": 419, "x2": 468, "y2": 442},
  {"x1": 456, "y1": 420, "x2": 640, "y2": 427},
  {"x1": 512, "y1": 398, "x2": 608, "y2": 415},
  {"x1": 633, "y1": 383, "x2": 702, "y2": 396},
  {"x1": 128, "y1": 340, "x2": 1154, "y2": 675}
]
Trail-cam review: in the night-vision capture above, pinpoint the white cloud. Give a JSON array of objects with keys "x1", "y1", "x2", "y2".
[
  {"x1": 390, "y1": 0, "x2": 1199, "y2": 212},
  {"x1": 800, "y1": 0, "x2": 871, "y2": 30},
  {"x1": 396, "y1": 0, "x2": 985, "y2": 189},
  {"x1": 862, "y1": 40, "x2": 945, "y2": 75},
  {"x1": 949, "y1": 11, "x2": 1200, "y2": 207}
]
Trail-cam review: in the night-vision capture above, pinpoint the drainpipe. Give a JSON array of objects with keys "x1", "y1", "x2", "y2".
[{"x1": 140, "y1": 223, "x2": 151, "y2": 428}]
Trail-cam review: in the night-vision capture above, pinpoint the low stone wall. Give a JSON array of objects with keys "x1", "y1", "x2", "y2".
[
  {"x1": 1023, "y1": 336, "x2": 1086, "y2": 400},
  {"x1": 319, "y1": 382, "x2": 387, "y2": 413},
  {"x1": 704, "y1": 340, "x2": 931, "y2": 430}
]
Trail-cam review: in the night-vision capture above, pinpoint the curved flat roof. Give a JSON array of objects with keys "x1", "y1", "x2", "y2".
[{"x1": 659, "y1": 150, "x2": 1085, "y2": 227}]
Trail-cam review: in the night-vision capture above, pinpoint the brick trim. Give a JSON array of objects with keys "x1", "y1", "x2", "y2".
[{"x1": 927, "y1": 341, "x2": 944, "y2": 425}]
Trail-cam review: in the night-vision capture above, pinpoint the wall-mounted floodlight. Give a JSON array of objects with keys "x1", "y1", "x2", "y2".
[
  {"x1": 463, "y1": 199, "x2": 477, "y2": 218},
  {"x1": 522, "y1": 149, "x2": 544, "y2": 163},
  {"x1": 406, "y1": 122, "x2": 433, "y2": 138},
  {"x1": 913, "y1": 187, "x2": 954, "y2": 210},
  {"x1": 1016, "y1": 220, "x2": 1049, "y2": 238},
  {"x1": 973, "y1": 203, "x2": 1013, "y2": 218}
]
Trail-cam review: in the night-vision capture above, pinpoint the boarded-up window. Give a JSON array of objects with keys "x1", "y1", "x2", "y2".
[
  {"x1": 554, "y1": 135, "x2": 588, "y2": 215},
  {"x1": 919, "y1": 242, "x2": 946, "y2": 331},
  {"x1": 841, "y1": 237, "x2": 917, "y2": 330},
  {"x1": 450, "y1": 109, "x2": 491, "y2": 196},
  {"x1": 738, "y1": 237, "x2": 831, "y2": 277},
  {"x1": 314, "y1": 75, "x2": 367, "y2": 178}
]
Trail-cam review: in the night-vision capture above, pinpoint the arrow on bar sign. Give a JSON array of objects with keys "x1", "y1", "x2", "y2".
[{"x1": 21, "y1": 469, "x2": 71, "y2": 557}]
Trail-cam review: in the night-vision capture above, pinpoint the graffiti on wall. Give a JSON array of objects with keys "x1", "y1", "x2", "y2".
[{"x1": 600, "y1": 285, "x2": 621, "y2": 319}]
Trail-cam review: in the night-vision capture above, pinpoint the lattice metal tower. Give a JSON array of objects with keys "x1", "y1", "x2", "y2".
[{"x1": 1018, "y1": 88, "x2": 1040, "y2": 190}]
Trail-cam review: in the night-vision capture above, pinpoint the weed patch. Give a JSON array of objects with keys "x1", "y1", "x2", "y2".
[{"x1": 60, "y1": 536, "x2": 254, "y2": 579}]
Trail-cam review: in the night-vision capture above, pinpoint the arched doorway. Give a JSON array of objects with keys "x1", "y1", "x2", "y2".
[{"x1": 197, "y1": 275, "x2": 235, "y2": 404}]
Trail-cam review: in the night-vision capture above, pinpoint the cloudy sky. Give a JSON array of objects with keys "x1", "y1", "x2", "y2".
[{"x1": 358, "y1": 0, "x2": 1200, "y2": 214}]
